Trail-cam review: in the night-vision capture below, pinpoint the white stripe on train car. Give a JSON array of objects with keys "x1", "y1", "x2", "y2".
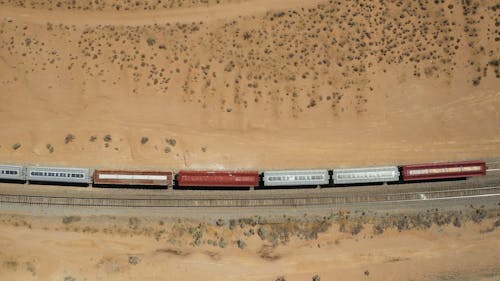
[
  {"x1": 98, "y1": 174, "x2": 167, "y2": 181},
  {"x1": 408, "y1": 166, "x2": 482, "y2": 175}
]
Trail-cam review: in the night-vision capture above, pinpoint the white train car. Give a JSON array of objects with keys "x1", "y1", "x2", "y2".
[
  {"x1": 26, "y1": 166, "x2": 92, "y2": 185},
  {"x1": 0, "y1": 164, "x2": 25, "y2": 181},
  {"x1": 263, "y1": 169, "x2": 330, "y2": 186},
  {"x1": 332, "y1": 166, "x2": 400, "y2": 184}
]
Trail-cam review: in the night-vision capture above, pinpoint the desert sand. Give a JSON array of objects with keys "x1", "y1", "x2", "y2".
[
  {"x1": 0, "y1": 0, "x2": 498, "y2": 170},
  {"x1": 1, "y1": 1, "x2": 499, "y2": 280},
  {"x1": 0, "y1": 206, "x2": 499, "y2": 281}
]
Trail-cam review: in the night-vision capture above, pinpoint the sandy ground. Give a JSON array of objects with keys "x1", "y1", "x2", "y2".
[
  {"x1": 0, "y1": 206, "x2": 499, "y2": 281},
  {"x1": 0, "y1": 0, "x2": 498, "y2": 170}
]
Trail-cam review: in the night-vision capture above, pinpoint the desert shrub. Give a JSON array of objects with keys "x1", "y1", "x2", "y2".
[
  {"x1": 128, "y1": 256, "x2": 140, "y2": 265},
  {"x1": 147, "y1": 38, "x2": 156, "y2": 46},
  {"x1": 495, "y1": 219, "x2": 500, "y2": 228},
  {"x1": 215, "y1": 219, "x2": 226, "y2": 226},
  {"x1": 229, "y1": 219, "x2": 237, "y2": 230},
  {"x1": 165, "y1": 138, "x2": 176, "y2": 146},
  {"x1": 218, "y1": 238, "x2": 228, "y2": 248},
  {"x1": 236, "y1": 239, "x2": 247, "y2": 249},
  {"x1": 12, "y1": 143, "x2": 21, "y2": 150},
  {"x1": 4, "y1": 260, "x2": 17, "y2": 271},
  {"x1": 350, "y1": 223, "x2": 363, "y2": 235},
  {"x1": 140, "y1": 137, "x2": 149, "y2": 144},
  {"x1": 471, "y1": 209, "x2": 487, "y2": 223},
  {"x1": 373, "y1": 224, "x2": 385, "y2": 234},
  {"x1": 62, "y1": 216, "x2": 81, "y2": 224},
  {"x1": 65, "y1": 134, "x2": 75, "y2": 144},
  {"x1": 257, "y1": 227, "x2": 268, "y2": 240}
]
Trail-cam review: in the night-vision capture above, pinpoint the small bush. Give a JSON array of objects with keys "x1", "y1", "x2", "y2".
[
  {"x1": 89, "y1": 136, "x2": 97, "y2": 142},
  {"x1": 164, "y1": 147, "x2": 171, "y2": 153},
  {"x1": 312, "y1": 274, "x2": 321, "y2": 281},
  {"x1": 471, "y1": 209, "x2": 487, "y2": 223},
  {"x1": 62, "y1": 216, "x2": 81, "y2": 224},
  {"x1": 351, "y1": 223, "x2": 363, "y2": 235},
  {"x1": 373, "y1": 224, "x2": 384, "y2": 234},
  {"x1": 128, "y1": 256, "x2": 140, "y2": 265},
  {"x1": 103, "y1": 134, "x2": 112, "y2": 142},
  {"x1": 236, "y1": 239, "x2": 247, "y2": 249},
  {"x1": 140, "y1": 137, "x2": 149, "y2": 144},
  {"x1": 229, "y1": 219, "x2": 236, "y2": 230},
  {"x1": 218, "y1": 238, "x2": 228, "y2": 248},
  {"x1": 4, "y1": 260, "x2": 17, "y2": 271},
  {"x1": 495, "y1": 219, "x2": 500, "y2": 228},
  {"x1": 166, "y1": 138, "x2": 176, "y2": 146},
  {"x1": 275, "y1": 276, "x2": 286, "y2": 281},
  {"x1": 147, "y1": 38, "x2": 156, "y2": 46},
  {"x1": 257, "y1": 227, "x2": 268, "y2": 240},
  {"x1": 12, "y1": 143, "x2": 21, "y2": 150},
  {"x1": 65, "y1": 134, "x2": 75, "y2": 144},
  {"x1": 215, "y1": 219, "x2": 226, "y2": 226},
  {"x1": 46, "y1": 144, "x2": 54, "y2": 153}
]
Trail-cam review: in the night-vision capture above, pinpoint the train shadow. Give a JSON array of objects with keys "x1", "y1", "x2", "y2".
[
  {"x1": 0, "y1": 179, "x2": 27, "y2": 185},
  {"x1": 331, "y1": 182, "x2": 387, "y2": 188},
  {"x1": 173, "y1": 186, "x2": 253, "y2": 191},
  {"x1": 27, "y1": 181, "x2": 90, "y2": 187},
  {"x1": 92, "y1": 184, "x2": 169, "y2": 189},
  {"x1": 401, "y1": 177, "x2": 467, "y2": 184}
]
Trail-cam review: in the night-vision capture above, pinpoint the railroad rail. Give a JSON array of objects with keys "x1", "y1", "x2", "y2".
[{"x1": 0, "y1": 186, "x2": 498, "y2": 208}]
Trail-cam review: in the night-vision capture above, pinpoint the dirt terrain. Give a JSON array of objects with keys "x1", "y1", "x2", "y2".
[
  {"x1": 0, "y1": 0, "x2": 498, "y2": 170},
  {"x1": 0, "y1": 205, "x2": 499, "y2": 281},
  {"x1": 0, "y1": 1, "x2": 499, "y2": 280}
]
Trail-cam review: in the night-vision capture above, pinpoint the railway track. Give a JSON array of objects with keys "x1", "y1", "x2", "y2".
[{"x1": 0, "y1": 186, "x2": 498, "y2": 208}]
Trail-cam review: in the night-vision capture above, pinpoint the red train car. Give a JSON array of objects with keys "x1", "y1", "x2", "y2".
[
  {"x1": 93, "y1": 170, "x2": 173, "y2": 187},
  {"x1": 177, "y1": 171, "x2": 260, "y2": 187},
  {"x1": 402, "y1": 161, "x2": 486, "y2": 181}
]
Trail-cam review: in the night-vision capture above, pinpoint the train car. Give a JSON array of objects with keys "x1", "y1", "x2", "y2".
[
  {"x1": 263, "y1": 169, "x2": 329, "y2": 186},
  {"x1": 26, "y1": 165, "x2": 92, "y2": 185},
  {"x1": 332, "y1": 166, "x2": 400, "y2": 184},
  {"x1": 177, "y1": 171, "x2": 260, "y2": 188},
  {"x1": 93, "y1": 170, "x2": 173, "y2": 187},
  {"x1": 402, "y1": 160, "x2": 486, "y2": 181},
  {"x1": 0, "y1": 164, "x2": 25, "y2": 181}
]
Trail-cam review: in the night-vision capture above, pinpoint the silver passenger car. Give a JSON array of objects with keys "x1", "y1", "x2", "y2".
[
  {"x1": 26, "y1": 165, "x2": 92, "y2": 184},
  {"x1": 0, "y1": 164, "x2": 25, "y2": 181},
  {"x1": 332, "y1": 166, "x2": 400, "y2": 184},
  {"x1": 263, "y1": 169, "x2": 330, "y2": 186}
]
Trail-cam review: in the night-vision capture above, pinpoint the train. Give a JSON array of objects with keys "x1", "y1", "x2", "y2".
[{"x1": 0, "y1": 160, "x2": 487, "y2": 189}]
